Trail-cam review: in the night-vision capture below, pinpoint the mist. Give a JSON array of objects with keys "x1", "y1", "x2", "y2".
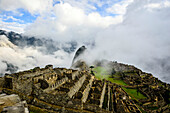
[
  {"x1": 24, "y1": 0, "x2": 170, "y2": 83},
  {"x1": 0, "y1": 0, "x2": 170, "y2": 83},
  {"x1": 0, "y1": 35, "x2": 74, "y2": 76},
  {"x1": 88, "y1": 0, "x2": 170, "y2": 83}
]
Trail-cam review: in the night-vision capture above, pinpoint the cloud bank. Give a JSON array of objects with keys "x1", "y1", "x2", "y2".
[
  {"x1": 0, "y1": 35, "x2": 73, "y2": 76},
  {"x1": 0, "y1": 0, "x2": 170, "y2": 83},
  {"x1": 91, "y1": 0, "x2": 170, "y2": 83},
  {"x1": 24, "y1": 2, "x2": 122, "y2": 42}
]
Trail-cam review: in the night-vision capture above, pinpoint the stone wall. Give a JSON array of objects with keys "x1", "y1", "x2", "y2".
[
  {"x1": 12, "y1": 77, "x2": 33, "y2": 96},
  {"x1": 0, "y1": 77, "x2": 4, "y2": 88},
  {"x1": 68, "y1": 75, "x2": 86, "y2": 98}
]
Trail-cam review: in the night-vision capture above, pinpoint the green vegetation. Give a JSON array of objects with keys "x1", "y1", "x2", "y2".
[
  {"x1": 148, "y1": 106, "x2": 159, "y2": 110},
  {"x1": 122, "y1": 87, "x2": 146, "y2": 100},
  {"x1": 107, "y1": 78, "x2": 127, "y2": 86},
  {"x1": 93, "y1": 66, "x2": 127, "y2": 86},
  {"x1": 125, "y1": 72, "x2": 138, "y2": 76},
  {"x1": 93, "y1": 67, "x2": 108, "y2": 76},
  {"x1": 138, "y1": 107, "x2": 147, "y2": 113},
  {"x1": 93, "y1": 66, "x2": 147, "y2": 100},
  {"x1": 158, "y1": 82, "x2": 164, "y2": 87}
]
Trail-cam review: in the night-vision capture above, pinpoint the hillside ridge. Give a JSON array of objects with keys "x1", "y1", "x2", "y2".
[{"x1": 0, "y1": 60, "x2": 169, "y2": 112}]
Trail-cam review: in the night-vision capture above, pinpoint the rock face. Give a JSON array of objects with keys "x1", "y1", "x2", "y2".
[
  {"x1": 0, "y1": 93, "x2": 29, "y2": 113},
  {"x1": 0, "y1": 65, "x2": 142, "y2": 113},
  {"x1": 72, "y1": 46, "x2": 86, "y2": 65}
]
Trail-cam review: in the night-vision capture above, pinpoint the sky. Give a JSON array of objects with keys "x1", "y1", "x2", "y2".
[
  {"x1": 0, "y1": 0, "x2": 132, "y2": 33},
  {"x1": 0, "y1": 0, "x2": 170, "y2": 83}
]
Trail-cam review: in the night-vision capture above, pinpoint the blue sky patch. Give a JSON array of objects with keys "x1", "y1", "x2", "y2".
[{"x1": 0, "y1": 9, "x2": 38, "y2": 24}]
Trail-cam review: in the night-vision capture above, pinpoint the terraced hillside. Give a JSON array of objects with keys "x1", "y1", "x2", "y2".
[
  {"x1": 0, "y1": 59, "x2": 169, "y2": 113},
  {"x1": 0, "y1": 65, "x2": 141, "y2": 113},
  {"x1": 91, "y1": 60, "x2": 170, "y2": 113}
]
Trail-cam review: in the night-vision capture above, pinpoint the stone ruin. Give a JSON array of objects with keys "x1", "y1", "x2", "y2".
[
  {"x1": 106, "y1": 61, "x2": 170, "y2": 113},
  {"x1": 0, "y1": 93, "x2": 29, "y2": 113},
  {"x1": 0, "y1": 65, "x2": 142, "y2": 113}
]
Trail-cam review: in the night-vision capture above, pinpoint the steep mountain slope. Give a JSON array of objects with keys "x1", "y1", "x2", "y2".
[
  {"x1": 0, "y1": 29, "x2": 78, "y2": 76},
  {"x1": 72, "y1": 45, "x2": 86, "y2": 65},
  {"x1": 0, "y1": 29, "x2": 77, "y2": 54}
]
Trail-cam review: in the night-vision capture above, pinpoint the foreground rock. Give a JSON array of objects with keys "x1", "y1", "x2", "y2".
[{"x1": 0, "y1": 93, "x2": 29, "y2": 113}]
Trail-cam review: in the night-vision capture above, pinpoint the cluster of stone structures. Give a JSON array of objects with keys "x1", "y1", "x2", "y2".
[
  {"x1": 123, "y1": 71, "x2": 170, "y2": 112},
  {"x1": 106, "y1": 61, "x2": 170, "y2": 113},
  {"x1": 0, "y1": 65, "x2": 141, "y2": 113}
]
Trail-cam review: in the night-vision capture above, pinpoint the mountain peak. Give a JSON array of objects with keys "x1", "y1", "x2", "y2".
[
  {"x1": 0, "y1": 35, "x2": 17, "y2": 49},
  {"x1": 72, "y1": 45, "x2": 87, "y2": 65}
]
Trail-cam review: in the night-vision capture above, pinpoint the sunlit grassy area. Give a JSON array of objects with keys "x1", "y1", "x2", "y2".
[
  {"x1": 93, "y1": 67, "x2": 127, "y2": 86},
  {"x1": 93, "y1": 66, "x2": 147, "y2": 100},
  {"x1": 93, "y1": 67, "x2": 108, "y2": 76},
  {"x1": 122, "y1": 87, "x2": 147, "y2": 100},
  {"x1": 107, "y1": 78, "x2": 128, "y2": 86}
]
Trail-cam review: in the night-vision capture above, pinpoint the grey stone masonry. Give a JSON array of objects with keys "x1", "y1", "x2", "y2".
[
  {"x1": 0, "y1": 94, "x2": 29, "y2": 113},
  {"x1": 82, "y1": 75, "x2": 94, "y2": 103},
  {"x1": 68, "y1": 75, "x2": 86, "y2": 98},
  {"x1": 99, "y1": 81, "x2": 106, "y2": 108},
  {"x1": 107, "y1": 84, "x2": 111, "y2": 110},
  {"x1": 44, "y1": 77, "x2": 68, "y2": 92}
]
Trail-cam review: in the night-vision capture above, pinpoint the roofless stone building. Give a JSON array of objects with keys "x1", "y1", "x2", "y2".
[{"x1": 0, "y1": 65, "x2": 141, "y2": 113}]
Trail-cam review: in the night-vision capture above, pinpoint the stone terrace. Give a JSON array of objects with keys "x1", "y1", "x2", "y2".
[{"x1": 1, "y1": 65, "x2": 142, "y2": 113}]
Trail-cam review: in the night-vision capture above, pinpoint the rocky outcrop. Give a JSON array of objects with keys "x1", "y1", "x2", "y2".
[{"x1": 72, "y1": 46, "x2": 86, "y2": 65}]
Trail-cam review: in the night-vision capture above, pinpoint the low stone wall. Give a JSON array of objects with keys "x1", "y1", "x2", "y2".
[
  {"x1": 82, "y1": 76, "x2": 94, "y2": 103},
  {"x1": 99, "y1": 81, "x2": 106, "y2": 108},
  {"x1": 0, "y1": 77, "x2": 4, "y2": 88},
  {"x1": 68, "y1": 75, "x2": 86, "y2": 98},
  {"x1": 44, "y1": 77, "x2": 68, "y2": 92},
  {"x1": 12, "y1": 78, "x2": 33, "y2": 96},
  {"x1": 71, "y1": 70, "x2": 79, "y2": 80}
]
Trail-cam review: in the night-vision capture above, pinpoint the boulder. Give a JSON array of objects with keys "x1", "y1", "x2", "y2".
[{"x1": 0, "y1": 94, "x2": 29, "y2": 113}]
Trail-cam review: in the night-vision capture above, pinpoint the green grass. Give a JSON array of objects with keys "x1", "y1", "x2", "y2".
[
  {"x1": 108, "y1": 78, "x2": 127, "y2": 86},
  {"x1": 125, "y1": 72, "x2": 138, "y2": 76},
  {"x1": 93, "y1": 67, "x2": 108, "y2": 75},
  {"x1": 148, "y1": 106, "x2": 159, "y2": 110},
  {"x1": 122, "y1": 87, "x2": 147, "y2": 100},
  {"x1": 93, "y1": 66, "x2": 127, "y2": 86},
  {"x1": 93, "y1": 66, "x2": 147, "y2": 100}
]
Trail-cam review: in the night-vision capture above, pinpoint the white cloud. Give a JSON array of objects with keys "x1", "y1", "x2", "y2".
[
  {"x1": 106, "y1": 0, "x2": 133, "y2": 15},
  {"x1": 57, "y1": 0, "x2": 129, "y2": 14},
  {"x1": 3, "y1": 15, "x2": 24, "y2": 23},
  {"x1": 0, "y1": 18, "x2": 27, "y2": 33},
  {"x1": 24, "y1": 2, "x2": 122, "y2": 42},
  {"x1": 0, "y1": 0, "x2": 53, "y2": 15},
  {"x1": 1, "y1": 0, "x2": 170, "y2": 83},
  {"x1": 88, "y1": 0, "x2": 170, "y2": 83},
  {"x1": 144, "y1": 0, "x2": 170, "y2": 10},
  {"x1": 0, "y1": 35, "x2": 73, "y2": 75}
]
